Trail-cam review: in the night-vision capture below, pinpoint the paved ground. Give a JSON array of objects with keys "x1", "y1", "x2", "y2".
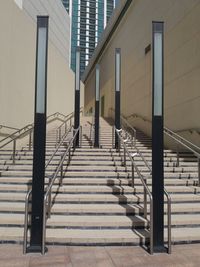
[{"x1": 0, "y1": 244, "x2": 200, "y2": 267}]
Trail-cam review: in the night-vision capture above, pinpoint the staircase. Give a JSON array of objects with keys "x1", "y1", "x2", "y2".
[{"x1": 0, "y1": 116, "x2": 200, "y2": 248}]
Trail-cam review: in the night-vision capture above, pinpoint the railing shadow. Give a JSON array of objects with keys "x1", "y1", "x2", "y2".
[{"x1": 107, "y1": 149, "x2": 150, "y2": 248}]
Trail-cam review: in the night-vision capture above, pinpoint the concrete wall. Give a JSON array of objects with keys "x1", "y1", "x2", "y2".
[
  {"x1": 0, "y1": 0, "x2": 84, "y2": 129},
  {"x1": 22, "y1": 0, "x2": 71, "y2": 64},
  {"x1": 84, "y1": 0, "x2": 200, "y2": 145}
]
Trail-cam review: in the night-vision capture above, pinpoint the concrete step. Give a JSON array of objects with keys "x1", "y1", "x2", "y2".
[
  {"x1": 0, "y1": 177, "x2": 196, "y2": 188},
  {"x1": 1, "y1": 226, "x2": 200, "y2": 246},
  {"x1": 47, "y1": 214, "x2": 147, "y2": 229}
]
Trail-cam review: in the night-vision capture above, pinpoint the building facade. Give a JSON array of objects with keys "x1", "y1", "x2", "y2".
[
  {"x1": 0, "y1": 0, "x2": 84, "y2": 128},
  {"x1": 83, "y1": 0, "x2": 200, "y2": 147},
  {"x1": 62, "y1": 0, "x2": 118, "y2": 75}
]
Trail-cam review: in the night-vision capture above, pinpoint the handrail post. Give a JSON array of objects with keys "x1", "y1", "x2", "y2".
[
  {"x1": 68, "y1": 147, "x2": 71, "y2": 165},
  {"x1": 48, "y1": 191, "x2": 51, "y2": 219},
  {"x1": 42, "y1": 197, "x2": 47, "y2": 255},
  {"x1": 23, "y1": 192, "x2": 31, "y2": 254},
  {"x1": 131, "y1": 160, "x2": 134, "y2": 187},
  {"x1": 198, "y1": 158, "x2": 200, "y2": 186},
  {"x1": 131, "y1": 134, "x2": 133, "y2": 148},
  {"x1": 56, "y1": 130, "x2": 58, "y2": 148},
  {"x1": 150, "y1": 196, "x2": 153, "y2": 255},
  {"x1": 13, "y1": 139, "x2": 16, "y2": 164},
  {"x1": 123, "y1": 146, "x2": 126, "y2": 167},
  {"x1": 144, "y1": 177, "x2": 147, "y2": 219},
  {"x1": 73, "y1": 128, "x2": 76, "y2": 150},
  {"x1": 79, "y1": 126, "x2": 82, "y2": 147},
  {"x1": 29, "y1": 131, "x2": 32, "y2": 150},
  {"x1": 112, "y1": 126, "x2": 114, "y2": 149},
  {"x1": 168, "y1": 197, "x2": 172, "y2": 254},
  {"x1": 134, "y1": 130, "x2": 136, "y2": 146},
  {"x1": 59, "y1": 128, "x2": 61, "y2": 142},
  {"x1": 176, "y1": 145, "x2": 179, "y2": 167},
  {"x1": 60, "y1": 155, "x2": 63, "y2": 186}
]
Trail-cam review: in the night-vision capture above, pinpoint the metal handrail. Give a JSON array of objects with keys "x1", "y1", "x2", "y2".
[
  {"x1": 56, "y1": 113, "x2": 74, "y2": 144},
  {"x1": 0, "y1": 124, "x2": 32, "y2": 148},
  {"x1": 118, "y1": 114, "x2": 172, "y2": 253},
  {"x1": 23, "y1": 189, "x2": 32, "y2": 254},
  {"x1": 121, "y1": 117, "x2": 137, "y2": 146},
  {"x1": 23, "y1": 126, "x2": 82, "y2": 254},
  {"x1": 0, "y1": 112, "x2": 71, "y2": 165},
  {"x1": 0, "y1": 112, "x2": 67, "y2": 147},
  {"x1": 109, "y1": 107, "x2": 137, "y2": 146},
  {"x1": 124, "y1": 111, "x2": 200, "y2": 154},
  {"x1": 42, "y1": 126, "x2": 81, "y2": 254},
  {"x1": 164, "y1": 188, "x2": 172, "y2": 254},
  {"x1": 164, "y1": 127, "x2": 200, "y2": 156},
  {"x1": 114, "y1": 126, "x2": 172, "y2": 254},
  {"x1": 121, "y1": 129, "x2": 152, "y2": 174},
  {"x1": 123, "y1": 112, "x2": 200, "y2": 185},
  {"x1": 23, "y1": 125, "x2": 73, "y2": 254},
  {"x1": 46, "y1": 126, "x2": 73, "y2": 169},
  {"x1": 89, "y1": 116, "x2": 94, "y2": 146},
  {"x1": 56, "y1": 107, "x2": 84, "y2": 144},
  {"x1": 114, "y1": 128, "x2": 153, "y2": 254},
  {"x1": 164, "y1": 128, "x2": 200, "y2": 186}
]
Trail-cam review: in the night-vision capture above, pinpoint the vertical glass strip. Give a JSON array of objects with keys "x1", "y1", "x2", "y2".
[
  {"x1": 115, "y1": 49, "x2": 121, "y2": 92},
  {"x1": 96, "y1": 64, "x2": 100, "y2": 101},
  {"x1": 36, "y1": 27, "x2": 47, "y2": 114},
  {"x1": 153, "y1": 31, "x2": 163, "y2": 116},
  {"x1": 75, "y1": 48, "x2": 80, "y2": 91}
]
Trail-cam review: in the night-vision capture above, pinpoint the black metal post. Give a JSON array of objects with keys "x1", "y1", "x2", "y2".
[
  {"x1": 115, "y1": 48, "x2": 121, "y2": 149},
  {"x1": 152, "y1": 21, "x2": 165, "y2": 252},
  {"x1": 28, "y1": 16, "x2": 49, "y2": 253},
  {"x1": 94, "y1": 64, "x2": 100, "y2": 147},
  {"x1": 74, "y1": 47, "x2": 81, "y2": 147}
]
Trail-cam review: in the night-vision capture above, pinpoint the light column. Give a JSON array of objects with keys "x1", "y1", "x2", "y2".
[
  {"x1": 74, "y1": 47, "x2": 81, "y2": 147},
  {"x1": 94, "y1": 64, "x2": 100, "y2": 148},
  {"x1": 152, "y1": 21, "x2": 165, "y2": 252},
  {"x1": 115, "y1": 48, "x2": 121, "y2": 149},
  {"x1": 29, "y1": 16, "x2": 49, "y2": 253}
]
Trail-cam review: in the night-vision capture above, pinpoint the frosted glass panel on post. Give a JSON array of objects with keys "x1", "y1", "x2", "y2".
[
  {"x1": 153, "y1": 30, "x2": 163, "y2": 116},
  {"x1": 95, "y1": 65, "x2": 100, "y2": 101},
  {"x1": 36, "y1": 27, "x2": 47, "y2": 114},
  {"x1": 75, "y1": 48, "x2": 80, "y2": 91},
  {"x1": 115, "y1": 48, "x2": 121, "y2": 92}
]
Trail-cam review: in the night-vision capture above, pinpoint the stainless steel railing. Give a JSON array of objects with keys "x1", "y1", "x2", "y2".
[
  {"x1": 109, "y1": 107, "x2": 137, "y2": 146},
  {"x1": 42, "y1": 127, "x2": 81, "y2": 254},
  {"x1": 23, "y1": 126, "x2": 82, "y2": 254},
  {"x1": 121, "y1": 111, "x2": 200, "y2": 186},
  {"x1": 120, "y1": 116, "x2": 137, "y2": 146},
  {"x1": 0, "y1": 112, "x2": 70, "y2": 165},
  {"x1": 164, "y1": 127, "x2": 200, "y2": 186},
  {"x1": 56, "y1": 113, "x2": 73, "y2": 145},
  {"x1": 0, "y1": 125, "x2": 33, "y2": 164},
  {"x1": 56, "y1": 107, "x2": 84, "y2": 145},
  {"x1": 114, "y1": 128, "x2": 153, "y2": 254},
  {"x1": 23, "y1": 125, "x2": 73, "y2": 254},
  {"x1": 89, "y1": 115, "x2": 94, "y2": 146},
  {"x1": 119, "y1": 118, "x2": 172, "y2": 254},
  {"x1": 113, "y1": 126, "x2": 172, "y2": 254}
]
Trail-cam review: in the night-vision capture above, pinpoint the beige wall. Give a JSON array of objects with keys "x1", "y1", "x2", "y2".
[
  {"x1": 84, "y1": 0, "x2": 200, "y2": 144},
  {"x1": 0, "y1": 0, "x2": 84, "y2": 129}
]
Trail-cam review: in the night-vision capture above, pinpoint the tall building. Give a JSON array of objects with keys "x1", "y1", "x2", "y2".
[
  {"x1": 62, "y1": 0, "x2": 70, "y2": 13},
  {"x1": 62, "y1": 0, "x2": 118, "y2": 75}
]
